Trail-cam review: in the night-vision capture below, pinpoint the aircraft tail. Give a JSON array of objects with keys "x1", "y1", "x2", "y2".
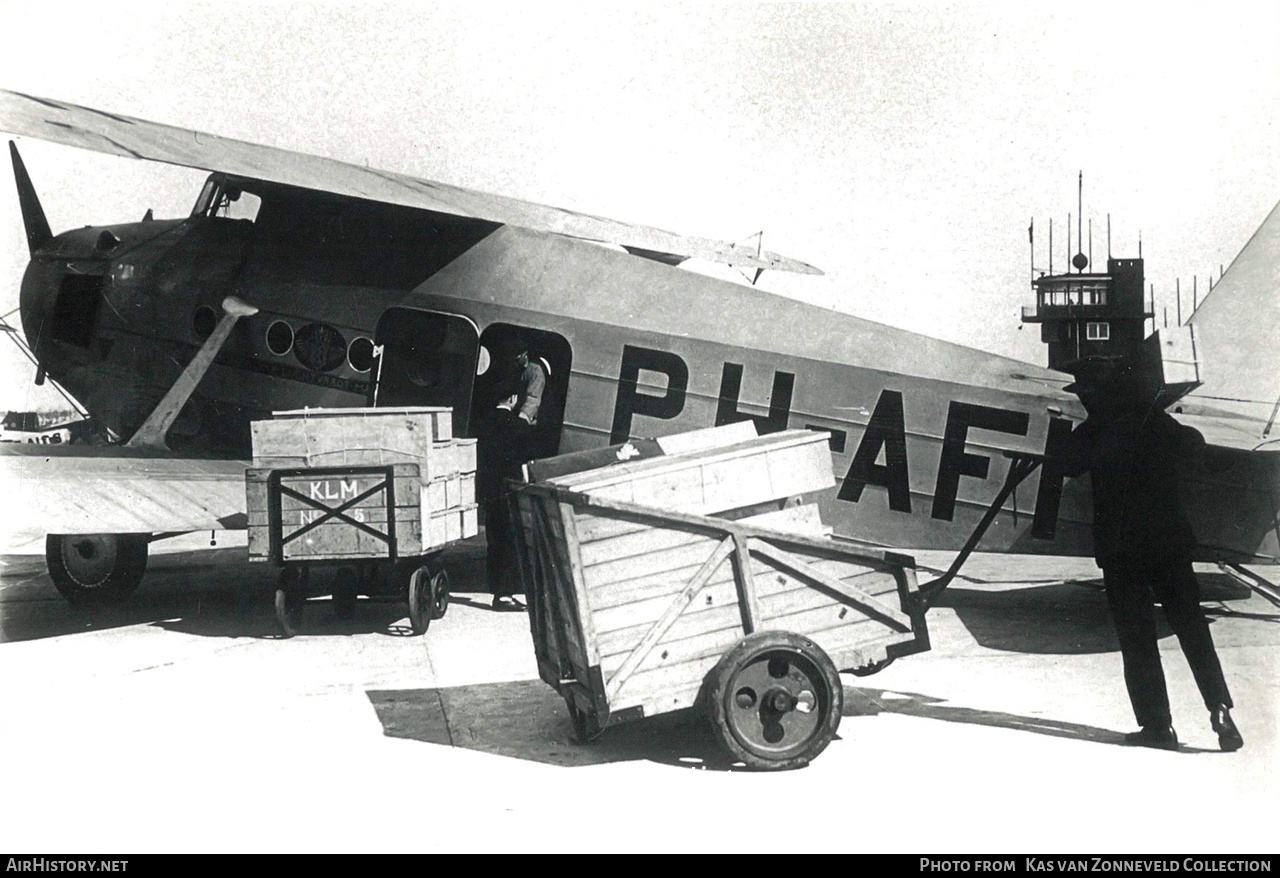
[
  {"x1": 8, "y1": 140, "x2": 52, "y2": 254},
  {"x1": 1186, "y1": 200, "x2": 1280, "y2": 437}
]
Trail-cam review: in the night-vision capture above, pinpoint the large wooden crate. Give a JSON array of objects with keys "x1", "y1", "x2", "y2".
[
  {"x1": 250, "y1": 406, "x2": 455, "y2": 473},
  {"x1": 545, "y1": 428, "x2": 834, "y2": 515},
  {"x1": 512, "y1": 483, "x2": 927, "y2": 728},
  {"x1": 247, "y1": 465, "x2": 478, "y2": 563},
  {"x1": 247, "y1": 464, "x2": 424, "y2": 562},
  {"x1": 247, "y1": 406, "x2": 477, "y2": 563}
]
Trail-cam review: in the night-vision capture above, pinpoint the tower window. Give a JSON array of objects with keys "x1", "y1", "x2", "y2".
[{"x1": 1086, "y1": 321, "x2": 1110, "y2": 341}]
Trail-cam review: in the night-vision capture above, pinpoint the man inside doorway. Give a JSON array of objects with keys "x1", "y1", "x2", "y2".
[{"x1": 481, "y1": 335, "x2": 548, "y2": 611}]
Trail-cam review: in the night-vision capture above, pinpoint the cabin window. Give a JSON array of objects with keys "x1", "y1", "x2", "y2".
[
  {"x1": 1086, "y1": 321, "x2": 1110, "y2": 341},
  {"x1": 266, "y1": 320, "x2": 294, "y2": 356},
  {"x1": 51, "y1": 274, "x2": 105, "y2": 348}
]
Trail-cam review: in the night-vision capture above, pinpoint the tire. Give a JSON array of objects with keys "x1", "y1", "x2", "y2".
[
  {"x1": 407, "y1": 565, "x2": 432, "y2": 635},
  {"x1": 45, "y1": 533, "x2": 148, "y2": 605},
  {"x1": 274, "y1": 566, "x2": 307, "y2": 638},
  {"x1": 332, "y1": 566, "x2": 358, "y2": 619},
  {"x1": 704, "y1": 631, "x2": 843, "y2": 771},
  {"x1": 430, "y1": 567, "x2": 450, "y2": 620},
  {"x1": 565, "y1": 695, "x2": 601, "y2": 744}
]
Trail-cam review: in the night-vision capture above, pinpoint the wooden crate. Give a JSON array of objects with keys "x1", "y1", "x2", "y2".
[
  {"x1": 512, "y1": 483, "x2": 927, "y2": 728},
  {"x1": 546, "y1": 428, "x2": 833, "y2": 516},
  {"x1": 246, "y1": 463, "x2": 476, "y2": 562},
  {"x1": 247, "y1": 464, "x2": 426, "y2": 562},
  {"x1": 426, "y1": 504, "x2": 479, "y2": 548},
  {"x1": 250, "y1": 406, "x2": 452, "y2": 470},
  {"x1": 422, "y1": 472, "x2": 477, "y2": 512}
]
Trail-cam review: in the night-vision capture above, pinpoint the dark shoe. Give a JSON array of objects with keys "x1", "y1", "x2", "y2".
[
  {"x1": 1123, "y1": 725, "x2": 1179, "y2": 750},
  {"x1": 1211, "y1": 707, "x2": 1243, "y2": 752},
  {"x1": 492, "y1": 595, "x2": 526, "y2": 612}
]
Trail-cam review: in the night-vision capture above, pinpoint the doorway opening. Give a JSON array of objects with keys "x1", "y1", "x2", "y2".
[
  {"x1": 372, "y1": 308, "x2": 479, "y2": 435},
  {"x1": 470, "y1": 323, "x2": 572, "y2": 458}
]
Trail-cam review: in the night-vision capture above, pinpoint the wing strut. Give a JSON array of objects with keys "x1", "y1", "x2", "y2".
[{"x1": 125, "y1": 296, "x2": 258, "y2": 450}]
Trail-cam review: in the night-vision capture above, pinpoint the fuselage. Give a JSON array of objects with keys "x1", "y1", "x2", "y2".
[{"x1": 16, "y1": 174, "x2": 1278, "y2": 562}]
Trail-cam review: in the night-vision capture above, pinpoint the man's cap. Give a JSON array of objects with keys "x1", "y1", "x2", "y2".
[
  {"x1": 499, "y1": 332, "x2": 530, "y2": 357},
  {"x1": 1060, "y1": 355, "x2": 1123, "y2": 394}
]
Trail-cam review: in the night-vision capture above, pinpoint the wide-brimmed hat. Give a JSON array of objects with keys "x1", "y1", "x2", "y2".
[{"x1": 1060, "y1": 355, "x2": 1122, "y2": 394}]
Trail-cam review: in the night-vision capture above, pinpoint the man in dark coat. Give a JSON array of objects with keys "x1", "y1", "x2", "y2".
[
  {"x1": 1059, "y1": 356, "x2": 1241, "y2": 751},
  {"x1": 478, "y1": 334, "x2": 547, "y2": 611}
]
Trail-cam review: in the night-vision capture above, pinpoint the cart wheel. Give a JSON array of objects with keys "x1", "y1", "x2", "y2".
[
  {"x1": 705, "y1": 631, "x2": 843, "y2": 771},
  {"x1": 332, "y1": 566, "x2": 358, "y2": 620},
  {"x1": 564, "y1": 695, "x2": 600, "y2": 744},
  {"x1": 430, "y1": 567, "x2": 450, "y2": 620},
  {"x1": 407, "y1": 565, "x2": 433, "y2": 635},
  {"x1": 846, "y1": 657, "x2": 895, "y2": 677},
  {"x1": 274, "y1": 567, "x2": 307, "y2": 638}
]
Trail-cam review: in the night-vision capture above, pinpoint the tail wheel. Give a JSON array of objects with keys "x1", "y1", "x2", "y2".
[
  {"x1": 45, "y1": 533, "x2": 148, "y2": 605},
  {"x1": 407, "y1": 565, "x2": 433, "y2": 635},
  {"x1": 430, "y1": 568, "x2": 450, "y2": 620},
  {"x1": 705, "y1": 631, "x2": 843, "y2": 771},
  {"x1": 274, "y1": 566, "x2": 307, "y2": 638}
]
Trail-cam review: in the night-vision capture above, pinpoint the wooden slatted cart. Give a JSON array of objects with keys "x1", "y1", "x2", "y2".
[{"x1": 511, "y1": 469, "x2": 930, "y2": 770}]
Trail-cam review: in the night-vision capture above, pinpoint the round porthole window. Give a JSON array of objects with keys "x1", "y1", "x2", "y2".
[
  {"x1": 476, "y1": 345, "x2": 491, "y2": 376},
  {"x1": 293, "y1": 323, "x2": 348, "y2": 372},
  {"x1": 266, "y1": 320, "x2": 294, "y2": 356},
  {"x1": 347, "y1": 336, "x2": 375, "y2": 373},
  {"x1": 193, "y1": 306, "x2": 218, "y2": 340}
]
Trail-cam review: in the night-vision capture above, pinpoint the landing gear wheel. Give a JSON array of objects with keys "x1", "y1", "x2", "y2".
[
  {"x1": 407, "y1": 565, "x2": 433, "y2": 635},
  {"x1": 45, "y1": 533, "x2": 148, "y2": 605},
  {"x1": 274, "y1": 566, "x2": 307, "y2": 638},
  {"x1": 705, "y1": 631, "x2": 843, "y2": 771},
  {"x1": 846, "y1": 657, "x2": 895, "y2": 677},
  {"x1": 332, "y1": 566, "x2": 358, "y2": 619},
  {"x1": 430, "y1": 567, "x2": 450, "y2": 620},
  {"x1": 564, "y1": 695, "x2": 601, "y2": 744}
]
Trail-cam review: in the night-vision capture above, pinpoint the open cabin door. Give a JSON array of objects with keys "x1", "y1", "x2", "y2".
[
  {"x1": 370, "y1": 308, "x2": 479, "y2": 436},
  {"x1": 470, "y1": 323, "x2": 572, "y2": 460}
]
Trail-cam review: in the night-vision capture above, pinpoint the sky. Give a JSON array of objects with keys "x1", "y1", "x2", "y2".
[{"x1": 0, "y1": 0, "x2": 1277, "y2": 412}]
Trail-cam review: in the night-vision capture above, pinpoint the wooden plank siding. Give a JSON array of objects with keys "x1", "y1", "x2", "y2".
[{"x1": 513, "y1": 464, "x2": 924, "y2": 729}]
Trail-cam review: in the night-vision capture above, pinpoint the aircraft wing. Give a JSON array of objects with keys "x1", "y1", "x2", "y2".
[
  {"x1": 0, "y1": 446, "x2": 249, "y2": 548},
  {"x1": 0, "y1": 89, "x2": 821, "y2": 277}
]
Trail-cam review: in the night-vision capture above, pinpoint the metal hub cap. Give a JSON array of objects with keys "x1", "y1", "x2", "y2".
[
  {"x1": 727, "y1": 651, "x2": 827, "y2": 759},
  {"x1": 60, "y1": 535, "x2": 119, "y2": 587}
]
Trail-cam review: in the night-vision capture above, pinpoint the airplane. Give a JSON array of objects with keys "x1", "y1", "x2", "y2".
[{"x1": 0, "y1": 89, "x2": 1276, "y2": 608}]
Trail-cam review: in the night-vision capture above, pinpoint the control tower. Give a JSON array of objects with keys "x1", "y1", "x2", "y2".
[{"x1": 1020, "y1": 176, "x2": 1154, "y2": 369}]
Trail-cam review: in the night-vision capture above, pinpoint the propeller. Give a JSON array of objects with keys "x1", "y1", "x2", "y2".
[{"x1": 8, "y1": 141, "x2": 52, "y2": 254}]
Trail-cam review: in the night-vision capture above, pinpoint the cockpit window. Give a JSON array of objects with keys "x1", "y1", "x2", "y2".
[
  {"x1": 192, "y1": 179, "x2": 217, "y2": 216},
  {"x1": 191, "y1": 178, "x2": 262, "y2": 222}
]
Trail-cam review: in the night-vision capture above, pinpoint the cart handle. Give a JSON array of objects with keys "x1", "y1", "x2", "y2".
[{"x1": 917, "y1": 452, "x2": 1044, "y2": 611}]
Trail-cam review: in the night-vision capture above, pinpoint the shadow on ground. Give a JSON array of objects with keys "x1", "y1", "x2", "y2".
[
  {"x1": 365, "y1": 672, "x2": 1219, "y2": 769},
  {"x1": 0, "y1": 542, "x2": 493, "y2": 643},
  {"x1": 367, "y1": 680, "x2": 744, "y2": 771},
  {"x1": 934, "y1": 574, "x2": 1254, "y2": 655}
]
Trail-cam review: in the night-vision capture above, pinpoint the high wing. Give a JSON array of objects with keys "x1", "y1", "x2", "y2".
[{"x1": 0, "y1": 89, "x2": 821, "y2": 277}]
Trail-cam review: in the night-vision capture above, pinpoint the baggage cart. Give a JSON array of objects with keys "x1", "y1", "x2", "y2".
[
  {"x1": 510, "y1": 428, "x2": 930, "y2": 770},
  {"x1": 246, "y1": 407, "x2": 477, "y2": 637}
]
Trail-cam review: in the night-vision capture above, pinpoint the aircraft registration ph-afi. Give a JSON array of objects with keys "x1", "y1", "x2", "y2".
[{"x1": 1, "y1": 89, "x2": 1277, "y2": 605}]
